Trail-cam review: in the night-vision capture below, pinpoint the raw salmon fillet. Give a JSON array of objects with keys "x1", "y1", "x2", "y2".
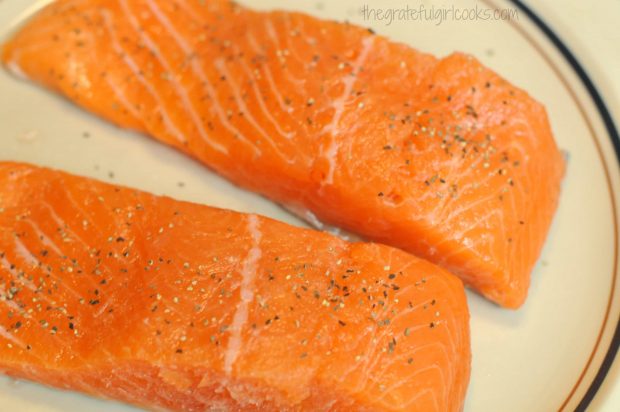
[
  {"x1": 1, "y1": 0, "x2": 565, "y2": 308},
  {"x1": 0, "y1": 162, "x2": 470, "y2": 411}
]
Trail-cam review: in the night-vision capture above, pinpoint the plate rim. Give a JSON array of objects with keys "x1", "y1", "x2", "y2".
[{"x1": 501, "y1": 0, "x2": 620, "y2": 410}]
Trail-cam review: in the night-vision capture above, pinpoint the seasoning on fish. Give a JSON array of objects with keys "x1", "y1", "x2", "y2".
[
  {"x1": 1, "y1": 0, "x2": 565, "y2": 307},
  {"x1": 0, "y1": 162, "x2": 470, "y2": 411}
]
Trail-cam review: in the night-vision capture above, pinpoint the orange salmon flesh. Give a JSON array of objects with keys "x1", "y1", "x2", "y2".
[
  {"x1": 0, "y1": 162, "x2": 470, "y2": 411},
  {"x1": 1, "y1": 0, "x2": 565, "y2": 308}
]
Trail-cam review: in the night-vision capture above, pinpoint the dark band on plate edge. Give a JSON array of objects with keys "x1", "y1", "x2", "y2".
[{"x1": 494, "y1": 0, "x2": 620, "y2": 410}]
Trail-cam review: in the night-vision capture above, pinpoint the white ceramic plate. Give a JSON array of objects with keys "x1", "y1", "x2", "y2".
[{"x1": 0, "y1": 0, "x2": 618, "y2": 411}]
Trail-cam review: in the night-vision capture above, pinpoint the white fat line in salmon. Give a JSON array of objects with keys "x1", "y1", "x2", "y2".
[{"x1": 223, "y1": 214, "x2": 262, "y2": 375}]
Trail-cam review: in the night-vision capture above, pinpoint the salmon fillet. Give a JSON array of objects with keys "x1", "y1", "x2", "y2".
[
  {"x1": 0, "y1": 162, "x2": 470, "y2": 411},
  {"x1": 1, "y1": 0, "x2": 565, "y2": 308}
]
